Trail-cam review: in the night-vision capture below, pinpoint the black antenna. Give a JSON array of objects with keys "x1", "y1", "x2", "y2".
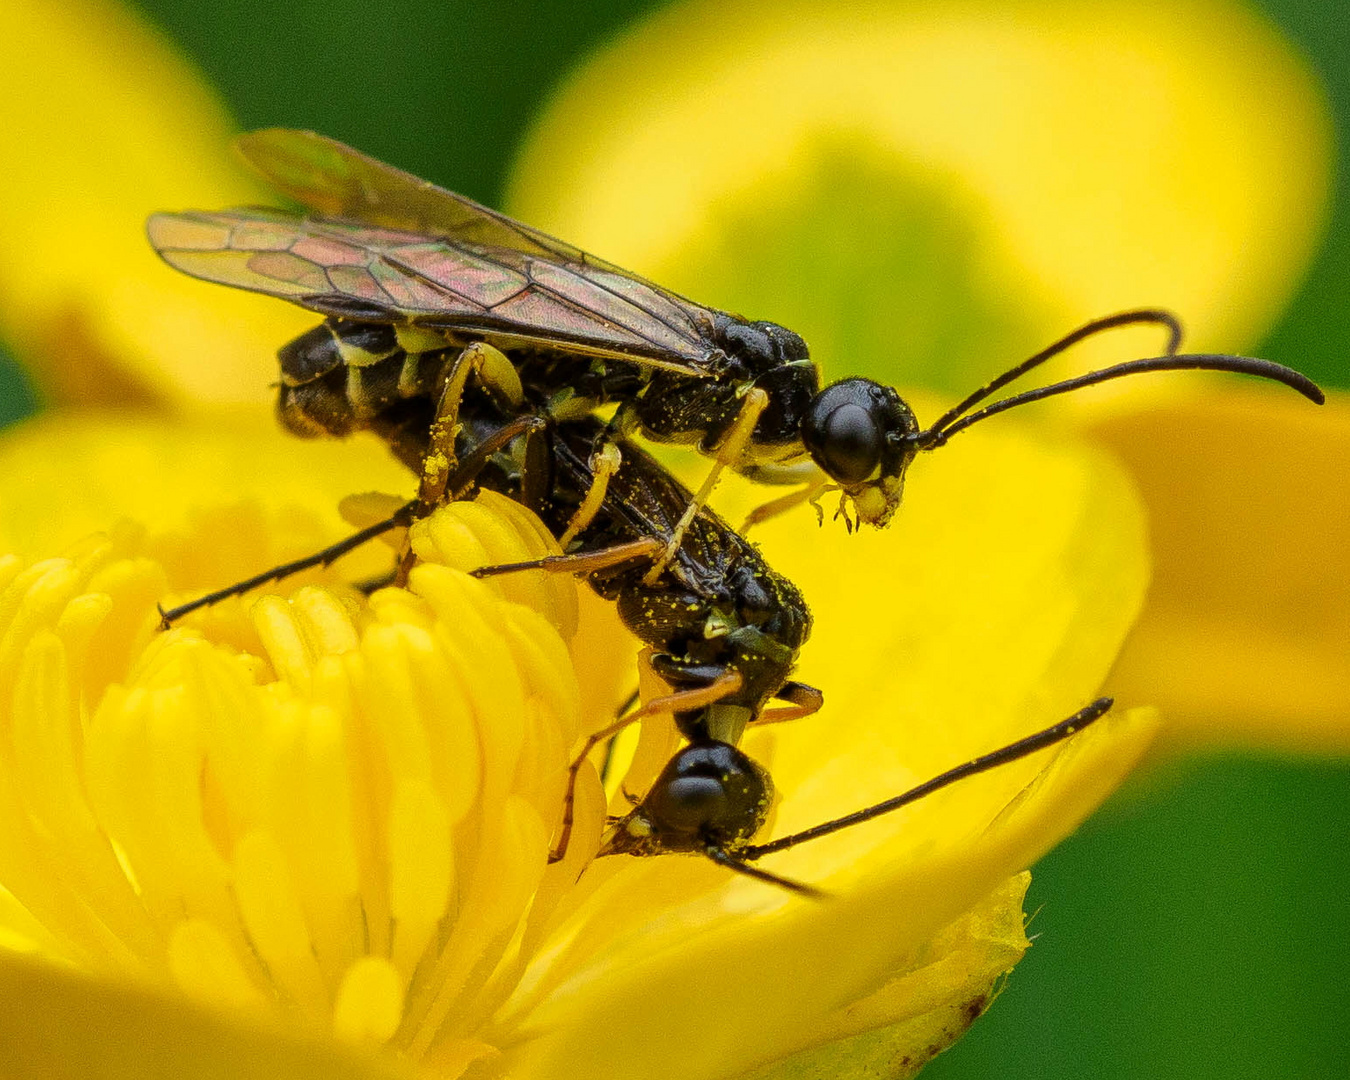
[
  {"x1": 704, "y1": 847, "x2": 827, "y2": 898},
  {"x1": 741, "y1": 697, "x2": 1114, "y2": 863},
  {"x1": 157, "y1": 503, "x2": 418, "y2": 626},
  {"x1": 157, "y1": 413, "x2": 548, "y2": 626},
  {"x1": 914, "y1": 354, "x2": 1324, "y2": 450},
  {"x1": 924, "y1": 308, "x2": 1184, "y2": 437},
  {"x1": 911, "y1": 305, "x2": 1324, "y2": 451}
]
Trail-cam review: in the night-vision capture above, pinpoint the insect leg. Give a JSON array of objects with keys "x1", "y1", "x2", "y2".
[
  {"x1": 596, "y1": 686, "x2": 643, "y2": 785},
  {"x1": 753, "y1": 680, "x2": 825, "y2": 726},
  {"x1": 550, "y1": 670, "x2": 744, "y2": 862},
  {"x1": 613, "y1": 686, "x2": 641, "y2": 717},
  {"x1": 158, "y1": 414, "x2": 547, "y2": 627},
  {"x1": 740, "y1": 477, "x2": 835, "y2": 534},
  {"x1": 557, "y1": 440, "x2": 623, "y2": 548},
  {"x1": 641, "y1": 387, "x2": 769, "y2": 585},
  {"x1": 550, "y1": 403, "x2": 638, "y2": 548},
  {"x1": 470, "y1": 537, "x2": 665, "y2": 580},
  {"x1": 415, "y1": 341, "x2": 524, "y2": 514},
  {"x1": 396, "y1": 342, "x2": 524, "y2": 585}
]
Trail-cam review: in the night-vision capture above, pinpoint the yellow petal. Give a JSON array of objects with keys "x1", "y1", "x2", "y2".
[
  {"x1": 0, "y1": 949, "x2": 411, "y2": 1079},
  {"x1": 0, "y1": 0, "x2": 310, "y2": 407},
  {"x1": 742, "y1": 874, "x2": 1030, "y2": 1080},
  {"x1": 0, "y1": 437, "x2": 600, "y2": 1071},
  {"x1": 1093, "y1": 390, "x2": 1350, "y2": 749},
  {"x1": 0, "y1": 412, "x2": 407, "y2": 558},
  {"x1": 0, "y1": 397, "x2": 1160, "y2": 1077}
]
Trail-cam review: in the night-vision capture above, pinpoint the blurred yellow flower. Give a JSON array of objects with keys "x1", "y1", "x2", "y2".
[
  {"x1": 0, "y1": 0, "x2": 307, "y2": 406},
  {"x1": 508, "y1": 0, "x2": 1329, "y2": 380}
]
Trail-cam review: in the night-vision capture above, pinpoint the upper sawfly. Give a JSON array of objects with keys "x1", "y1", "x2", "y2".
[{"x1": 148, "y1": 129, "x2": 1324, "y2": 553}]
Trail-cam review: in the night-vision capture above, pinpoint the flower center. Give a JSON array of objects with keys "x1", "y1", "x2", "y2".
[{"x1": 0, "y1": 492, "x2": 592, "y2": 1069}]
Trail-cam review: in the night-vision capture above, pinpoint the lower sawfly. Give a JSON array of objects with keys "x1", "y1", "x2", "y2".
[
  {"x1": 162, "y1": 379, "x2": 1118, "y2": 895},
  {"x1": 453, "y1": 398, "x2": 1117, "y2": 895}
]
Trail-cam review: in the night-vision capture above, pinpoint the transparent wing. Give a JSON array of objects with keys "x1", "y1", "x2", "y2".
[
  {"x1": 164, "y1": 128, "x2": 723, "y2": 369},
  {"x1": 238, "y1": 129, "x2": 606, "y2": 265},
  {"x1": 147, "y1": 205, "x2": 716, "y2": 370}
]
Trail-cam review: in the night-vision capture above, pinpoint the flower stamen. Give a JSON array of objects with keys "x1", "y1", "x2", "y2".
[{"x1": 0, "y1": 491, "x2": 597, "y2": 1069}]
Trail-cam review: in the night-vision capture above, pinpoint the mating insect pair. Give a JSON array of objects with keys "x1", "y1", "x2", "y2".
[
  {"x1": 158, "y1": 378, "x2": 1108, "y2": 896},
  {"x1": 150, "y1": 130, "x2": 1324, "y2": 894}
]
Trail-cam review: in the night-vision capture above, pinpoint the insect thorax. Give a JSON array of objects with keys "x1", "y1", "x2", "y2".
[{"x1": 631, "y1": 316, "x2": 820, "y2": 466}]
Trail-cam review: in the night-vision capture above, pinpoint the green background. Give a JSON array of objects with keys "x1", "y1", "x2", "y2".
[{"x1": 2, "y1": 0, "x2": 1347, "y2": 1076}]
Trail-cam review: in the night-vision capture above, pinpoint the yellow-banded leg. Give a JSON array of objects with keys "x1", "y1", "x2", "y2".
[
  {"x1": 396, "y1": 341, "x2": 523, "y2": 585},
  {"x1": 640, "y1": 387, "x2": 769, "y2": 586},
  {"x1": 558, "y1": 440, "x2": 623, "y2": 549}
]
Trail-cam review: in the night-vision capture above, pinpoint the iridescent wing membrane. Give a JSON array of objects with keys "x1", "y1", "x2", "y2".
[{"x1": 146, "y1": 129, "x2": 719, "y2": 374}]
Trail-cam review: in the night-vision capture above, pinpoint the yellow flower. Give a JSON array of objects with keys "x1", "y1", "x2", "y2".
[
  {"x1": 0, "y1": 412, "x2": 1154, "y2": 1079},
  {"x1": 0, "y1": 0, "x2": 1334, "y2": 1077}
]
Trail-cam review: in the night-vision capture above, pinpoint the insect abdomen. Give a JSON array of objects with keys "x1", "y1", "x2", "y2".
[{"x1": 276, "y1": 318, "x2": 455, "y2": 439}]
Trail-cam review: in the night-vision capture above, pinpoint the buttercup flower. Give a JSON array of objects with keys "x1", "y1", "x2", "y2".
[
  {"x1": 0, "y1": 0, "x2": 1340, "y2": 1076},
  {"x1": 0, "y1": 411, "x2": 1155, "y2": 1079}
]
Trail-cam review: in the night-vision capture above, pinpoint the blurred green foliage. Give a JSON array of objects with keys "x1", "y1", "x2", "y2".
[
  {"x1": 931, "y1": 756, "x2": 1350, "y2": 1079},
  {"x1": 1258, "y1": 1, "x2": 1350, "y2": 391},
  {"x1": 0, "y1": 342, "x2": 36, "y2": 426},
  {"x1": 0, "y1": 0, "x2": 1345, "y2": 1075},
  {"x1": 663, "y1": 144, "x2": 1041, "y2": 393}
]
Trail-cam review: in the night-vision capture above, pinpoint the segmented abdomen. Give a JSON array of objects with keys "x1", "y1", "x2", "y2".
[{"x1": 275, "y1": 317, "x2": 458, "y2": 438}]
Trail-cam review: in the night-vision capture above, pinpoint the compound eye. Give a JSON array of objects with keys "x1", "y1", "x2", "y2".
[{"x1": 818, "y1": 402, "x2": 882, "y2": 484}]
